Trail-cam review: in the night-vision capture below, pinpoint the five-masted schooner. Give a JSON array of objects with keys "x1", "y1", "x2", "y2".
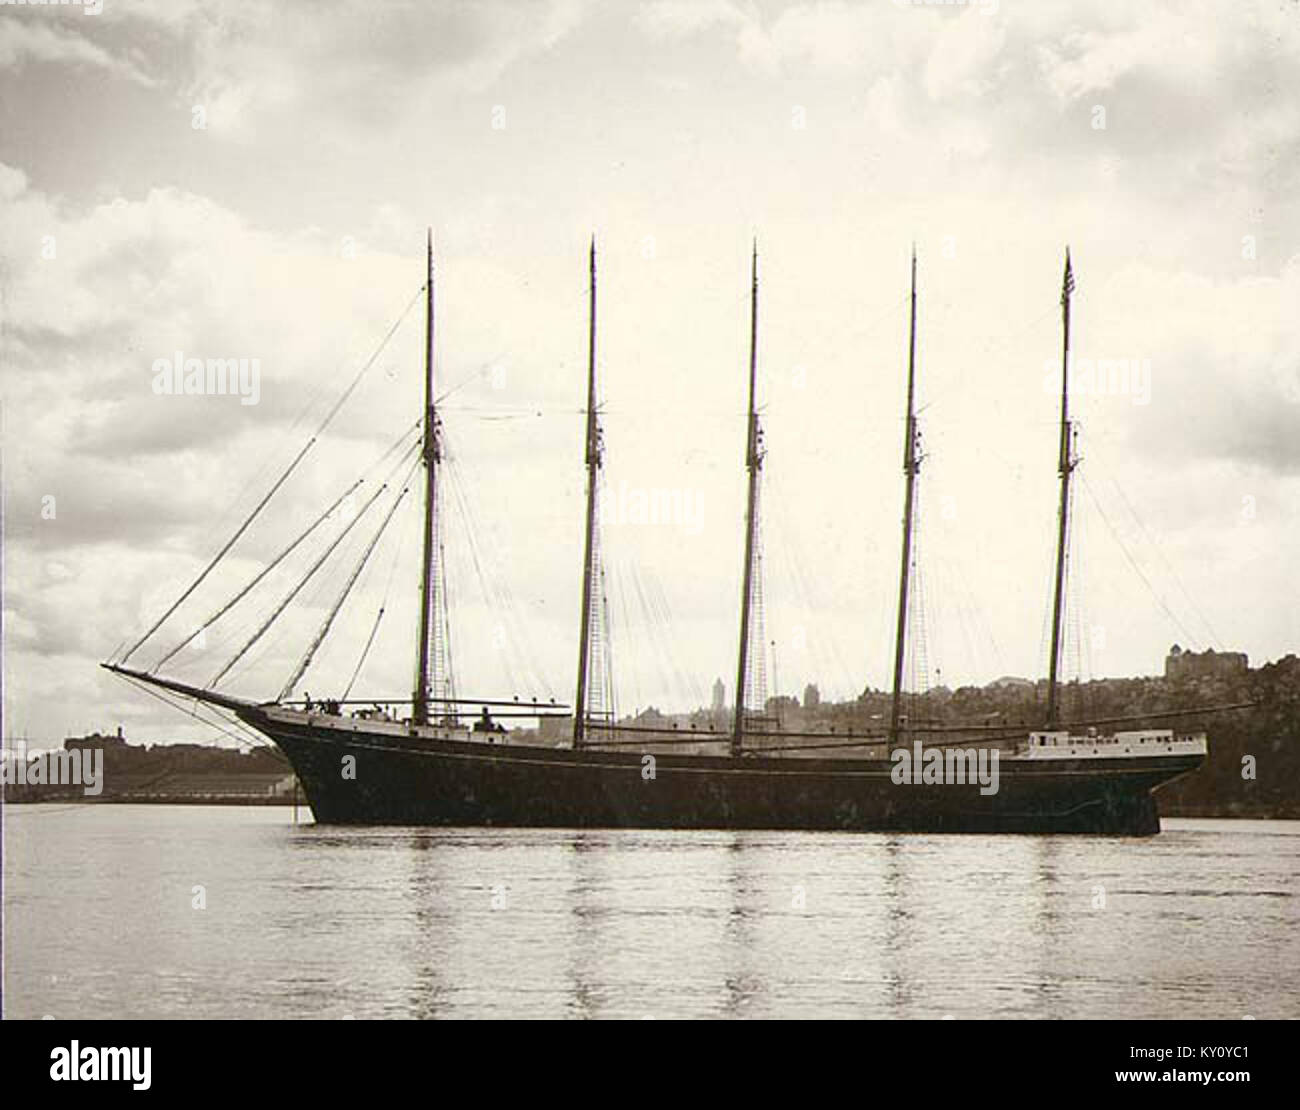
[{"x1": 106, "y1": 237, "x2": 1207, "y2": 834}]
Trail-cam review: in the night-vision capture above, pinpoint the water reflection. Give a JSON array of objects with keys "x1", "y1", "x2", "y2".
[
  {"x1": 1030, "y1": 835, "x2": 1063, "y2": 1017},
  {"x1": 721, "y1": 833, "x2": 762, "y2": 1017},
  {"x1": 6, "y1": 809, "x2": 1295, "y2": 1019},
  {"x1": 403, "y1": 830, "x2": 449, "y2": 1019},
  {"x1": 881, "y1": 835, "x2": 911, "y2": 1016},
  {"x1": 566, "y1": 831, "x2": 600, "y2": 1020}
]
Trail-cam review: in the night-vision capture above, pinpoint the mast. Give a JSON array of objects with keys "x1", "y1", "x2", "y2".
[
  {"x1": 413, "y1": 230, "x2": 440, "y2": 726},
  {"x1": 889, "y1": 246, "x2": 921, "y2": 745},
  {"x1": 573, "y1": 238, "x2": 601, "y2": 748},
  {"x1": 732, "y1": 241, "x2": 762, "y2": 757},
  {"x1": 1046, "y1": 248, "x2": 1077, "y2": 728}
]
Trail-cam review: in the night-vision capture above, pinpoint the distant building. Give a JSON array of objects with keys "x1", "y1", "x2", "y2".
[
  {"x1": 1166, "y1": 644, "x2": 1248, "y2": 681},
  {"x1": 712, "y1": 678, "x2": 725, "y2": 713},
  {"x1": 64, "y1": 725, "x2": 129, "y2": 752},
  {"x1": 537, "y1": 714, "x2": 571, "y2": 745},
  {"x1": 987, "y1": 676, "x2": 1034, "y2": 691},
  {"x1": 803, "y1": 683, "x2": 820, "y2": 709}
]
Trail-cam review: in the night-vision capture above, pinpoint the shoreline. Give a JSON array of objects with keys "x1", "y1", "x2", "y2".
[{"x1": 3, "y1": 795, "x2": 1297, "y2": 820}]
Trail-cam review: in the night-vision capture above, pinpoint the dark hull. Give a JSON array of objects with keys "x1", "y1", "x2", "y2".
[{"x1": 241, "y1": 709, "x2": 1203, "y2": 836}]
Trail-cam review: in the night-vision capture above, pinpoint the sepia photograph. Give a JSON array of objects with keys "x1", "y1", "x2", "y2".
[{"x1": 0, "y1": 0, "x2": 1295, "y2": 1075}]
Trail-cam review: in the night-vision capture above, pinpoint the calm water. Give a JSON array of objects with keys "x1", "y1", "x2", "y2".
[{"x1": 4, "y1": 806, "x2": 1297, "y2": 1019}]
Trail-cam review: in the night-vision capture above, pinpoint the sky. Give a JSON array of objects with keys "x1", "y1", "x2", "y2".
[{"x1": 1, "y1": 0, "x2": 1297, "y2": 745}]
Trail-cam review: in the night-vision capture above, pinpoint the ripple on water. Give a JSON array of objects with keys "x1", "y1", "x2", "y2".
[{"x1": 3, "y1": 809, "x2": 1297, "y2": 1018}]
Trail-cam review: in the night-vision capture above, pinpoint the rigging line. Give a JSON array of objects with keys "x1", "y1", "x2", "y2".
[
  {"x1": 342, "y1": 606, "x2": 386, "y2": 704},
  {"x1": 434, "y1": 532, "x2": 458, "y2": 705},
  {"x1": 748, "y1": 482, "x2": 771, "y2": 715},
  {"x1": 279, "y1": 458, "x2": 419, "y2": 703},
  {"x1": 598, "y1": 555, "x2": 617, "y2": 722},
  {"x1": 217, "y1": 435, "x2": 423, "y2": 688},
  {"x1": 1102, "y1": 464, "x2": 1222, "y2": 650},
  {"x1": 343, "y1": 485, "x2": 414, "y2": 701},
  {"x1": 934, "y1": 546, "x2": 974, "y2": 686},
  {"x1": 182, "y1": 425, "x2": 303, "y2": 575},
  {"x1": 191, "y1": 344, "x2": 350, "y2": 553},
  {"x1": 586, "y1": 700, "x2": 1249, "y2": 746},
  {"x1": 651, "y1": 570, "x2": 703, "y2": 709},
  {"x1": 434, "y1": 453, "x2": 502, "y2": 695},
  {"x1": 631, "y1": 562, "x2": 687, "y2": 710},
  {"x1": 439, "y1": 409, "x2": 550, "y2": 421},
  {"x1": 119, "y1": 436, "x2": 315, "y2": 666},
  {"x1": 316, "y1": 283, "x2": 427, "y2": 432},
  {"x1": 209, "y1": 447, "x2": 414, "y2": 690},
  {"x1": 119, "y1": 672, "x2": 272, "y2": 752},
  {"x1": 434, "y1": 352, "x2": 509, "y2": 405},
  {"x1": 225, "y1": 532, "x2": 348, "y2": 686},
  {"x1": 965, "y1": 295, "x2": 1062, "y2": 362},
  {"x1": 1079, "y1": 473, "x2": 1202, "y2": 648},
  {"x1": 192, "y1": 699, "x2": 277, "y2": 751},
  {"x1": 906, "y1": 480, "x2": 928, "y2": 696},
  {"x1": 929, "y1": 535, "x2": 972, "y2": 685},
  {"x1": 585, "y1": 483, "x2": 616, "y2": 722},
  {"x1": 608, "y1": 552, "x2": 638, "y2": 717},
  {"x1": 153, "y1": 478, "x2": 364, "y2": 672},
  {"x1": 442, "y1": 444, "x2": 552, "y2": 697},
  {"x1": 627, "y1": 565, "x2": 662, "y2": 702},
  {"x1": 920, "y1": 302, "x2": 1061, "y2": 419},
  {"x1": 1074, "y1": 488, "x2": 1091, "y2": 687},
  {"x1": 1034, "y1": 485, "x2": 1063, "y2": 701},
  {"x1": 918, "y1": 479, "x2": 963, "y2": 683},
  {"x1": 119, "y1": 285, "x2": 427, "y2": 665},
  {"x1": 783, "y1": 290, "x2": 912, "y2": 378},
  {"x1": 582, "y1": 734, "x2": 730, "y2": 748},
  {"x1": 802, "y1": 523, "x2": 856, "y2": 697},
  {"x1": 645, "y1": 577, "x2": 683, "y2": 708},
  {"x1": 962, "y1": 533, "x2": 1008, "y2": 680},
  {"x1": 210, "y1": 512, "x2": 370, "y2": 692},
  {"x1": 152, "y1": 420, "x2": 423, "y2": 672},
  {"x1": 1060, "y1": 470, "x2": 1078, "y2": 691},
  {"x1": 927, "y1": 469, "x2": 1004, "y2": 685},
  {"x1": 436, "y1": 452, "x2": 496, "y2": 675},
  {"x1": 767, "y1": 469, "x2": 856, "y2": 700},
  {"x1": 442, "y1": 457, "x2": 511, "y2": 688}
]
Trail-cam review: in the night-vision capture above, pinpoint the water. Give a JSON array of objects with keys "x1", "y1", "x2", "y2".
[{"x1": 4, "y1": 806, "x2": 1297, "y2": 1019}]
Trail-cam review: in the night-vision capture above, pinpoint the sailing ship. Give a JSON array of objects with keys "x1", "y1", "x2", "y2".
[{"x1": 106, "y1": 236, "x2": 1208, "y2": 834}]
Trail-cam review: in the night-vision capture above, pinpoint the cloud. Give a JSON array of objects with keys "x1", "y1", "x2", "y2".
[
  {"x1": 3, "y1": 2, "x2": 592, "y2": 139},
  {"x1": 922, "y1": 7, "x2": 1006, "y2": 101},
  {"x1": 2, "y1": 2, "x2": 1298, "y2": 744},
  {"x1": 95, "y1": 0, "x2": 591, "y2": 137},
  {"x1": 0, "y1": 169, "x2": 423, "y2": 453},
  {"x1": 1109, "y1": 258, "x2": 1300, "y2": 475},
  {"x1": 735, "y1": 2, "x2": 899, "y2": 74},
  {"x1": 0, "y1": 161, "x2": 28, "y2": 200},
  {"x1": 632, "y1": 0, "x2": 1300, "y2": 221},
  {"x1": 1036, "y1": 9, "x2": 1218, "y2": 103},
  {"x1": 0, "y1": 14, "x2": 157, "y2": 86},
  {"x1": 636, "y1": 0, "x2": 747, "y2": 39},
  {"x1": 0, "y1": 165, "x2": 593, "y2": 732}
]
